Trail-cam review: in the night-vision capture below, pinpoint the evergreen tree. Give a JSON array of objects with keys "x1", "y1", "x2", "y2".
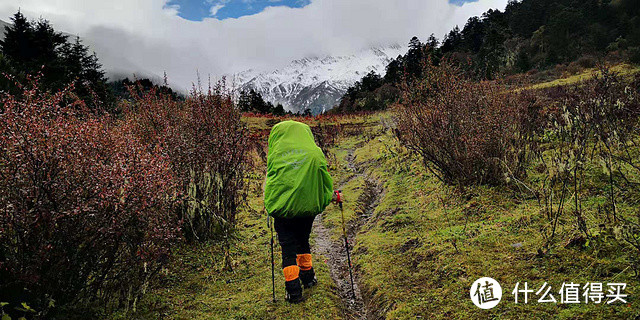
[
  {"x1": 0, "y1": 11, "x2": 113, "y2": 112},
  {"x1": 0, "y1": 11, "x2": 35, "y2": 68},
  {"x1": 441, "y1": 26, "x2": 462, "y2": 53},
  {"x1": 384, "y1": 56, "x2": 403, "y2": 84},
  {"x1": 426, "y1": 34, "x2": 439, "y2": 49},
  {"x1": 359, "y1": 71, "x2": 383, "y2": 92},
  {"x1": 272, "y1": 103, "x2": 286, "y2": 116},
  {"x1": 237, "y1": 89, "x2": 252, "y2": 112},
  {"x1": 425, "y1": 34, "x2": 442, "y2": 64},
  {"x1": 237, "y1": 89, "x2": 277, "y2": 114},
  {"x1": 405, "y1": 36, "x2": 424, "y2": 79},
  {"x1": 461, "y1": 16, "x2": 485, "y2": 53}
]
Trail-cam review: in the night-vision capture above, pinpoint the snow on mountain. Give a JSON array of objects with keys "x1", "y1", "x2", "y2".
[
  {"x1": 234, "y1": 45, "x2": 406, "y2": 114},
  {"x1": 2, "y1": 17, "x2": 404, "y2": 110},
  {"x1": 0, "y1": 20, "x2": 9, "y2": 41}
]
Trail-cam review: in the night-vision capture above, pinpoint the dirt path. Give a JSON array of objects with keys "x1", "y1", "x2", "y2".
[
  {"x1": 312, "y1": 215, "x2": 367, "y2": 319},
  {"x1": 312, "y1": 147, "x2": 381, "y2": 319}
]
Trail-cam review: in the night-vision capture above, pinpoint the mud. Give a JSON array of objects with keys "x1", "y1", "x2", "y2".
[{"x1": 312, "y1": 147, "x2": 382, "y2": 320}]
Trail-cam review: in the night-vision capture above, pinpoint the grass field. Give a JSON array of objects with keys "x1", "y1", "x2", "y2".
[
  {"x1": 527, "y1": 63, "x2": 640, "y2": 90},
  {"x1": 124, "y1": 78, "x2": 640, "y2": 319},
  {"x1": 113, "y1": 189, "x2": 345, "y2": 319},
  {"x1": 321, "y1": 116, "x2": 639, "y2": 319}
]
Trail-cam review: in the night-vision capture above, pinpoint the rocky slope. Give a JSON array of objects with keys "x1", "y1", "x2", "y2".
[{"x1": 234, "y1": 45, "x2": 405, "y2": 114}]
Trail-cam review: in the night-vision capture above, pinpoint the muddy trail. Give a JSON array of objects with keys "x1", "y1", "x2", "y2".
[{"x1": 312, "y1": 147, "x2": 382, "y2": 320}]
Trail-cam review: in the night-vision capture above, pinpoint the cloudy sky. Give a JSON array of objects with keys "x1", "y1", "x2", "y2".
[{"x1": 0, "y1": 0, "x2": 509, "y2": 90}]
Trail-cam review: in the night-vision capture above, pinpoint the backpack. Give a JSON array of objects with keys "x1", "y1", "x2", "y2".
[{"x1": 264, "y1": 121, "x2": 333, "y2": 218}]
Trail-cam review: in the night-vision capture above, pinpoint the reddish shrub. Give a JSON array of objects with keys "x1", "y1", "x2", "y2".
[
  {"x1": 0, "y1": 81, "x2": 179, "y2": 315},
  {"x1": 124, "y1": 83, "x2": 251, "y2": 249},
  {"x1": 394, "y1": 60, "x2": 540, "y2": 186},
  {"x1": 311, "y1": 121, "x2": 342, "y2": 167}
]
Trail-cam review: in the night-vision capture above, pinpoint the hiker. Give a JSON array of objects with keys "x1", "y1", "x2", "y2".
[{"x1": 264, "y1": 120, "x2": 340, "y2": 303}]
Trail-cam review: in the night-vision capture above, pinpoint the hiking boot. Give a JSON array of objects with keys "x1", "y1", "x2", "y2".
[
  {"x1": 300, "y1": 268, "x2": 317, "y2": 289},
  {"x1": 285, "y1": 279, "x2": 304, "y2": 304}
]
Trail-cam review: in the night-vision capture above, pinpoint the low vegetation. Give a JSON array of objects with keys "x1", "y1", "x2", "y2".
[
  {"x1": 0, "y1": 78, "x2": 252, "y2": 318},
  {"x1": 0, "y1": 79, "x2": 180, "y2": 316},
  {"x1": 324, "y1": 126, "x2": 639, "y2": 318},
  {"x1": 395, "y1": 59, "x2": 540, "y2": 186}
]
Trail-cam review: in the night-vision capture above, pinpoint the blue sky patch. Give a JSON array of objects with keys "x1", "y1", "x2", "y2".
[
  {"x1": 449, "y1": 0, "x2": 479, "y2": 5},
  {"x1": 165, "y1": 0, "x2": 311, "y2": 21}
]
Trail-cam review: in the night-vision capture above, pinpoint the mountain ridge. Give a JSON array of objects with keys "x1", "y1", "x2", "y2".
[
  {"x1": 2, "y1": 17, "x2": 405, "y2": 112},
  {"x1": 234, "y1": 44, "x2": 405, "y2": 114}
]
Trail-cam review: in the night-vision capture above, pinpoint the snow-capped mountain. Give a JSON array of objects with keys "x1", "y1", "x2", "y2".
[
  {"x1": 234, "y1": 45, "x2": 405, "y2": 114},
  {"x1": 0, "y1": 20, "x2": 9, "y2": 39}
]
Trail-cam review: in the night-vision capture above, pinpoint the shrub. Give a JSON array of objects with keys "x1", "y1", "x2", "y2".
[
  {"x1": 311, "y1": 121, "x2": 342, "y2": 166},
  {"x1": 125, "y1": 83, "x2": 251, "y2": 267},
  {"x1": 534, "y1": 67, "x2": 640, "y2": 253},
  {"x1": 394, "y1": 60, "x2": 540, "y2": 186},
  {"x1": 0, "y1": 80, "x2": 179, "y2": 316},
  {"x1": 576, "y1": 55, "x2": 597, "y2": 69},
  {"x1": 629, "y1": 46, "x2": 640, "y2": 64}
]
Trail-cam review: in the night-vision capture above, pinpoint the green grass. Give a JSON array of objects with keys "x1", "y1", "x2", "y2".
[
  {"x1": 123, "y1": 109, "x2": 640, "y2": 319},
  {"x1": 322, "y1": 121, "x2": 640, "y2": 319},
  {"x1": 117, "y1": 187, "x2": 344, "y2": 319},
  {"x1": 527, "y1": 63, "x2": 640, "y2": 90}
]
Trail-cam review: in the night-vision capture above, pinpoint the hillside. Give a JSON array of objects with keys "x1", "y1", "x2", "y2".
[
  {"x1": 334, "y1": 0, "x2": 640, "y2": 115},
  {"x1": 125, "y1": 90, "x2": 640, "y2": 318},
  {"x1": 0, "y1": 20, "x2": 9, "y2": 41}
]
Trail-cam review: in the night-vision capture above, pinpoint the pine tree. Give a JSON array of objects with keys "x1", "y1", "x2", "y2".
[
  {"x1": 0, "y1": 11, "x2": 34, "y2": 67},
  {"x1": 359, "y1": 71, "x2": 382, "y2": 92},
  {"x1": 384, "y1": 55, "x2": 403, "y2": 84},
  {"x1": 237, "y1": 89, "x2": 252, "y2": 112},
  {"x1": 405, "y1": 36, "x2": 424, "y2": 79},
  {"x1": 237, "y1": 89, "x2": 275, "y2": 114},
  {"x1": 0, "y1": 11, "x2": 113, "y2": 112},
  {"x1": 272, "y1": 104, "x2": 285, "y2": 116},
  {"x1": 426, "y1": 34, "x2": 439, "y2": 49},
  {"x1": 441, "y1": 26, "x2": 462, "y2": 53}
]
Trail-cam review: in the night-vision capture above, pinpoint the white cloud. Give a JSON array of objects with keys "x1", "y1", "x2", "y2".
[
  {"x1": 0, "y1": 0, "x2": 509, "y2": 91},
  {"x1": 210, "y1": 4, "x2": 225, "y2": 17}
]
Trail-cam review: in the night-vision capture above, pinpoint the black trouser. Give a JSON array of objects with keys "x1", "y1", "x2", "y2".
[{"x1": 274, "y1": 216, "x2": 314, "y2": 268}]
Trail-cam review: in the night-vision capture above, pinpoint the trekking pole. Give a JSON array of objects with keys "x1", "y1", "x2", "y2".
[
  {"x1": 268, "y1": 214, "x2": 276, "y2": 303},
  {"x1": 336, "y1": 191, "x2": 356, "y2": 299}
]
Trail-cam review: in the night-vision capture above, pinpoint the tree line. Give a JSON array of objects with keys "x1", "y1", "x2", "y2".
[
  {"x1": 332, "y1": 0, "x2": 640, "y2": 114},
  {"x1": 0, "y1": 11, "x2": 114, "y2": 112},
  {"x1": 237, "y1": 88, "x2": 315, "y2": 116},
  {"x1": 0, "y1": 11, "x2": 181, "y2": 115},
  {"x1": 0, "y1": 10, "x2": 301, "y2": 117}
]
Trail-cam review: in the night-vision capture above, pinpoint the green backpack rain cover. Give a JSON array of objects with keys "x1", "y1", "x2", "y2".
[{"x1": 264, "y1": 121, "x2": 333, "y2": 218}]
